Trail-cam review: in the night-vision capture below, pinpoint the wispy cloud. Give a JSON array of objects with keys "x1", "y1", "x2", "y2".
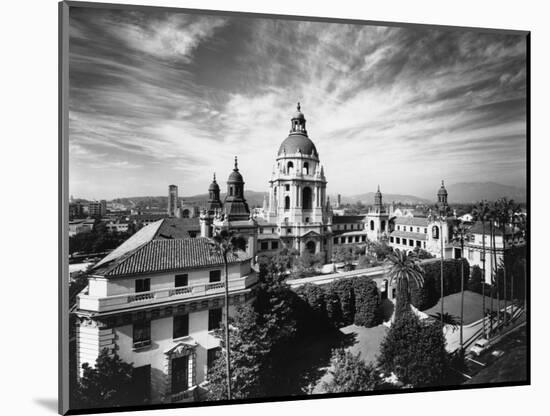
[{"x1": 68, "y1": 7, "x2": 527, "y2": 200}]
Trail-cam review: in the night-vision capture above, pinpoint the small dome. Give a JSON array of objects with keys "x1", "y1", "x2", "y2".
[
  {"x1": 438, "y1": 180, "x2": 448, "y2": 195},
  {"x1": 227, "y1": 156, "x2": 244, "y2": 183},
  {"x1": 292, "y1": 102, "x2": 305, "y2": 119},
  {"x1": 208, "y1": 174, "x2": 220, "y2": 191}
]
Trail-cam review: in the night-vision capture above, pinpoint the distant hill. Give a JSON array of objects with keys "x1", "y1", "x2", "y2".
[
  {"x1": 112, "y1": 190, "x2": 268, "y2": 209},
  {"x1": 444, "y1": 182, "x2": 526, "y2": 203},
  {"x1": 339, "y1": 192, "x2": 431, "y2": 205}
]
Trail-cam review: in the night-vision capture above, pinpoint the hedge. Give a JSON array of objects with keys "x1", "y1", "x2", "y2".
[
  {"x1": 410, "y1": 258, "x2": 470, "y2": 311},
  {"x1": 352, "y1": 278, "x2": 382, "y2": 327}
]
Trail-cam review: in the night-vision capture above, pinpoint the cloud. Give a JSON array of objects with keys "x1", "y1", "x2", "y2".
[{"x1": 68, "y1": 8, "x2": 527, "y2": 200}]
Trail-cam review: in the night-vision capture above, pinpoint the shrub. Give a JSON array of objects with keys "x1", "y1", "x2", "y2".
[
  {"x1": 468, "y1": 265, "x2": 483, "y2": 293},
  {"x1": 327, "y1": 278, "x2": 356, "y2": 326},
  {"x1": 352, "y1": 278, "x2": 382, "y2": 327},
  {"x1": 378, "y1": 312, "x2": 448, "y2": 387},
  {"x1": 322, "y1": 349, "x2": 379, "y2": 393}
]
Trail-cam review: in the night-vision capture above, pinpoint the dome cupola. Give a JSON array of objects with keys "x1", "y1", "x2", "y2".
[{"x1": 277, "y1": 103, "x2": 318, "y2": 158}]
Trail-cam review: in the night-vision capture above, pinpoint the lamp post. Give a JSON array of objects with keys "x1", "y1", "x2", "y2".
[{"x1": 453, "y1": 222, "x2": 470, "y2": 352}]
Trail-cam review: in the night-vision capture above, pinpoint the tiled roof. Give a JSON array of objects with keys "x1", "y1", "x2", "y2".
[
  {"x1": 468, "y1": 221, "x2": 515, "y2": 236},
  {"x1": 93, "y1": 237, "x2": 250, "y2": 278},
  {"x1": 332, "y1": 215, "x2": 366, "y2": 224},
  {"x1": 394, "y1": 216, "x2": 429, "y2": 227},
  {"x1": 390, "y1": 230, "x2": 427, "y2": 241},
  {"x1": 155, "y1": 217, "x2": 200, "y2": 239}
]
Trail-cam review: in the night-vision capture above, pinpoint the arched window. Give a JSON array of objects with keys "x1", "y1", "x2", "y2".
[
  {"x1": 182, "y1": 209, "x2": 190, "y2": 218},
  {"x1": 229, "y1": 187, "x2": 233, "y2": 197},
  {"x1": 284, "y1": 196, "x2": 290, "y2": 210},
  {"x1": 370, "y1": 220, "x2": 375, "y2": 231},
  {"x1": 305, "y1": 217, "x2": 310, "y2": 223},
  {"x1": 303, "y1": 162, "x2": 309, "y2": 175},
  {"x1": 432, "y1": 225, "x2": 439, "y2": 239},
  {"x1": 381, "y1": 220, "x2": 386, "y2": 232},
  {"x1": 302, "y1": 187, "x2": 312, "y2": 209},
  {"x1": 287, "y1": 161, "x2": 294, "y2": 174}
]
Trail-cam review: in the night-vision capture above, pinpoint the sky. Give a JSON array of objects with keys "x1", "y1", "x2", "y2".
[{"x1": 68, "y1": 6, "x2": 527, "y2": 200}]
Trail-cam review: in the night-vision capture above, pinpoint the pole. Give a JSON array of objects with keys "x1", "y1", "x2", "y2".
[
  {"x1": 440, "y1": 218, "x2": 445, "y2": 329},
  {"x1": 460, "y1": 235, "x2": 464, "y2": 351},
  {"x1": 481, "y1": 220, "x2": 486, "y2": 337},
  {"x1": 224, "y1": 257, "x2": 232, "y2": 400}
]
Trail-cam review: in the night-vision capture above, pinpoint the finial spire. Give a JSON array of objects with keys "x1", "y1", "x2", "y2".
[
  {"x1": 441, "y1": 179, "x2": 444, "y2": 186},
  {"x1": 297, "y1": 102, "x2": 301, "y2": 111},
  {"x1": 234, "y1": 156, "x2": 238, "y2": 171},
  {"x1": 213, "y1": 172, "x2": 216, "y2": 181},
  {"x1": 377, "y1": 184, "x2": 380, "y2": 192}
]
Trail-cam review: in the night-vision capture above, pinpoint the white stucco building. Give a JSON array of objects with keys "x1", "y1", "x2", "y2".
[{"x1": 74, "y1": 218, "x2": 257, "y2": 404}]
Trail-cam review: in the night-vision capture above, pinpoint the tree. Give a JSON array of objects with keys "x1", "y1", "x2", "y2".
[
  {"x1": 322, "y1": 349, "x2": 379, "y2": 393},
  {"x1": 206, "y1": 306, "x2": 269, "y2": 400},
  {"x1": 452, "y1": 221, "x2": 471, "y2": 351},
  {"x1": 378, "y1": 313, "x2": 448, "y2": 387},
  {"x1": 468, "y1": 265, "x2": 483, "y2": 293},
  {"x1": 333, "y1": 245, "x2": 355, "y2": 270},
  {"x1": 353, "y1": 278, "x2": 382, "y2": 327},
  {"x1": 371, "y1": 241, "x2": 393, "y2": 261},
  {"x1": 208, "y1": 229, "x2": 248, "y2": 400},
  {"x1": 75, "y1": 349, "x2": 135, "y2": 408},
  {"x1": 472, "y1": 200, "x2": 491, "y2": 336},
  {"x1": 412, "y1": 246, "x2": 434, "y2": 259},
  {"x1": 385, "y1": 249, "x2": 424, "y2": 320}
]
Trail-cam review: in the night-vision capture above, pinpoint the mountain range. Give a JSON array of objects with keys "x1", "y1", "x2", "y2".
[{"x1": 110, "y1": 182, "x2": 526, "y2": 209}]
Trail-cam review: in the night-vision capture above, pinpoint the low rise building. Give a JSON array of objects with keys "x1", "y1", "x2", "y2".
[{"x1": 74, "y1": 220, "x2": 257, "y2": 404}]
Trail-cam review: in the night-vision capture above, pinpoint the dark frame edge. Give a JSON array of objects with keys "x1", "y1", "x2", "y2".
[
  {"x1": 59, "y1": 1, "x2": 70, "y2": 415},
  {"x1": 62, "y1": 0, "x2": 530, "y2": 35}
]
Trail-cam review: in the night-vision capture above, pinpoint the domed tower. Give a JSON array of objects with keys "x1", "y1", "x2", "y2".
[
  {"x1": 224, "y1": 156, "x2": 250, "y2": 221},
  {"x1": 266, "y1": 103, "x2": 331, "y2": 258},
  {"x1": 437, "y1": 180, "x2": 449, "y2": 216},
  {"x1": 366, "y1": 185, "x2": 390, "y2": 242},
  {"x1": 207, "y1": 173, "x2": 222, "y2": 212}
]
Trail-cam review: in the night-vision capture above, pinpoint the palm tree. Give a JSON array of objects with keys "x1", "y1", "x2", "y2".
[
  {"x1": 472, "y1": 201, "x2": 490, "y2": 336},
  {"x1": 208, "y1": 229, "x2": 247, "y2": 400},
  {"x1": 488, "y1": 202, "x2": 500, "y2": 332},
  {"x1": 452, "y1": 221, "x2": 470, "y2": 351},
  {"x1": 386, "y1": 249, "x2": 424, "y2": 320},
  {"x1": 428, "y1": 312, "x2": 462, "y2": 333}
]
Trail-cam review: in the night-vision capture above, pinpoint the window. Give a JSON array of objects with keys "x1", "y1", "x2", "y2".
[
  {"x1": 361, "y1": 235, "x2": 366, "y2": 242},
  {"x1": 209, "y1": 270, "x2": 221, "y2": 283},
  {"x1": 432, "y1": 226, "x2": 439, "y2": 239},
  {"x1": 355, "y1": 236, "x2": 360, "y2": 242},
  {"x1": 417, "y1": 227, "x2": 420, "y2": 233},
  {"x1": 416, "y1": 241, "x2": 421, "y2": 247},
  {"x1": 424, "y1": 228, "x2": 428, "y2": 234},
  {"x1": 135, "y1": 278, "x2": 150, "y2": 293},
  {"x1": 302, "y1": 187, "x2": 312, "y2": 209},
  {"x1": 370, "y1": 220, "x2": 375, "y2": 231},
  {"x1": 171, "y1": 356, "x2": 189, "y2": 393},
  {"x1": 132, "y1": 365, "x2": 151, "y2": 403},
  {"x1": 272, "y1": 228, "x2": 275, "y2": 233},
  {"x1": 285, "y1": 184, "x2": 290, "y2": 191},
  {"x1": 287, "y1": 162, "x2": 294, "y2": 174},
  {"x1": 305, "y1": 217, "x2": 310, "y2": 223},
  {"x1": 397, "y1": 225, "x2": 400, "y2": 231},
  {"x1": 229, "y1": 187, "x2": 233, "y2": 196},
  {"x1": 396, "y1": 237, "x2": 400, "y2": 244},
  {"x1": 259, "y1": 228, "x2": 264, "y2": 234},
  {"x1": 133, "y1": 321, "x2": 151, "y2": 348},
  {"x1": 208, "y1": 308, "x2": 222, "y2": 331},
  {"x1": 410, "y1": 227, "x2": 413, "y2": 232},
  {"x1": 207, "y1": 347, "x2": 221, "y2": 375},
  {"x1": 173, "y1": 314, "x2": 189, "y2": 339},
  {"x1": 423, "y1": 242, "x2": 426, "y2": 248},
  {"x1": 303, "y1": 162, "x2": 309, "y2": 175},
  {"x1": 402, "y1": 238, "x2": 407, "y2": 245},
  {"x1": 344, "y1": 225, "x2": 347, "y2": 230},
  {"x1": 261, "y1": 242, "x2": 269, "y2": 250},
  {"x1": 271, "y1": 241, "x2": 279, "y2": 250},
  {"x1": 287, "y1": 228, "x2": 292, "y2": 234},
  {"x1": 409, "y1": 239, "x2": 414, "y2": 247},
  {"x1": 284, "y1": 196, "x2": 290, "y2": 210},
  {"x1": 175, "y1": 274, "x2": 188, "y2": 287},
  {"x1": 390, "y1": 237, "x2": 394, "y2": 243}
]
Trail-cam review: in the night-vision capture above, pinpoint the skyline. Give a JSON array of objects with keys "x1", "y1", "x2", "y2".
[{"x1": 69, "y1": 8, "x2": 527, "y2": 200}]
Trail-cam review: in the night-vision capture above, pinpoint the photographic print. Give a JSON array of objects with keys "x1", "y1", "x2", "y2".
[{"x1": 59, "y1": 1, "x2": 529, "y2": 414}]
